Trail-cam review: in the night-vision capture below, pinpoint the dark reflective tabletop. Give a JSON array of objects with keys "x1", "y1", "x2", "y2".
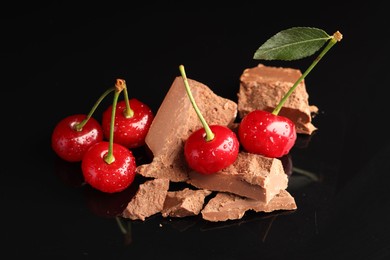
[{"x1": 2, "y1": 2, "x2": 390, "y2": 259}]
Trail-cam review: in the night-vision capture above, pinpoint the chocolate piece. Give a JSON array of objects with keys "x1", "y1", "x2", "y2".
[
  {"x1": 161, "y1": 188, "x2": 212, "y2": 218},
  {"x1": 201, "y1": 190, "x2": 297, "y2": 222},
  {"x1": 137, "y1": 76, "x2": 238, "y2": 182},
  {"x1": 122, "y1": 178, "x2": 169, "y2": 221},
  {"x1": 186, "y1": 151, "x2": 288, "y2": 203},
  {"x1": 237, "y1": 63, "x2": 318, "y2": 135}
]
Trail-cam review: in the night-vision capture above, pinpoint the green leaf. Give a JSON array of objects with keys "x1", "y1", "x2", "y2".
[{"x1": 253, "y1": 27, "x2": 332, "y2": 61}]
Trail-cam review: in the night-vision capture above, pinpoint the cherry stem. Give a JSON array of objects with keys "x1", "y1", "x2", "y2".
[
  {"x1": 115, "y1": 217, "x2": 132, "y2": 245},
  {"x1": 272, "y1": 31, "x2": 343, "y2": 115},
  {"x1": 115, "y1": 216, "x2": 131, "y2": 235},
  {"x1": 179, "y1": 65, "x2": 215, "y2": 142},
  {"x1": 74, "y1": 87, "x2": 115, "y2": 131},
  {"x1": 104, "y1": 79, "x2": 126, "y2": 164},
  {"x1": 121, "y1": 80, "x2": 134, "y2": 118},
  {"x1": 292, "y1": 166, "x2": 320, "y2": 182}
]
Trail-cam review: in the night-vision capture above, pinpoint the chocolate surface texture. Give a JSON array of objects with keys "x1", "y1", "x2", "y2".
[
  {"x1": 186, "y1": 151, "x2": 288, "y2": 203},
  {"x1": 162, "y1": 188, "x2": 212, "y2": 218},
  {"x1": 201, "y1": 190, "x2": 297, "y2": 222},
  {"x1": 122, "y1": 72, "x2": 302, "y2": 222},
  {"x1": 137, "y1": 76, "x2": 237, "y2": 182},
  {"x1": 122, "y1": 178, "x2": 170, "y2": 221}
]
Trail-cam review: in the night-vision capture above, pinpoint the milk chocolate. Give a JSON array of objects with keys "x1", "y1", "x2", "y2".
[
  {"x1": 161, "y1": 188, "x2": 212, "y2": 218},
  {"x1": 201, "y1": 190, "x2": 297, "y2": 222},
  {"x1": 237, "y1": 63, "x2": 318, "y2": 135},
  {"x1": 137, "y1": 76, "x2": 238, "y2": 182},
  {"x1": 122, "y1": 178, "x2": 170, "y2": 221},
  {"x1": 123, "y1": 69, "x2": 302, "y2": 222},
  {"x1": 186, "y1": 151, "x2": 288, "y2": 203}
]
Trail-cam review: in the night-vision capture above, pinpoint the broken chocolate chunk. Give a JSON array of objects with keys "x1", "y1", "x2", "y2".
[
  {"x1": 238, "y1": 63, "x2": 318, "y2": 135},
  {"x1": 137, "y1": 76, "x2": 238, "y2": 182},
  {"x1": 161, "y1": 188, "x2": 212, "y2": 218},
  {"x1": 201, "y1": 190, "x2": 297, "y2": 222},
  {"x1": 122, "y1": 178, "x2": 170, "y2": 221},
  {"x1": 186, "y1": 151, "x2": 288, "y2": 203}
]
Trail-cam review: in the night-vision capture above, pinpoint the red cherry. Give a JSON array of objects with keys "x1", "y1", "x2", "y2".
[
  {"x1": 238, "y1": 110, "x2": 297, "y2": 158},
  {"x1": 184, "y1": 125, "x2": 239, "y2": 174},
  {"x1": 81, "y1": 141, "x2": 137, "y2": 193},
  {"x1": 102, "y1": 99, "x2": 154, "y2": 149},
  {"x1": 51, "y1": 114, "x2": 104, "y2": 162}
]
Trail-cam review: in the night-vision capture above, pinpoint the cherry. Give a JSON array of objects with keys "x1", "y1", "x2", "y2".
[
  {"x1": 239, "y1": 29, "x2": 343, "y2": 158},
  {"x1": 82, "y1": 141, "x2": 136, "y2": 193},
  {"x1": 51, "y1": 88, "x2": 113, "y2": 162},
  {"x1": 102, "y1": 97, "x2": 154, "y2": 149},
  {"x1": 238, "y1": 110, "x2": 296, "y2": 158},
  {"x1": 51, "y1": 114, "x2": 103, "y2": 162},
  {"x1": 184, "y1": 125, "x2": 239, "y2": 174},
  {"x1": 179, "y1": 65, "x2": 239, "y2": 174},
  {"x1": 81, "y1": 79, "x2": 137, "y2": 193}
]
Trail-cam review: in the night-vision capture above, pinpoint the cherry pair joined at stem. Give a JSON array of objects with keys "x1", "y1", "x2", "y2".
[{"x1": 52, "y1": 79, "x2": 154, "y2": 193}]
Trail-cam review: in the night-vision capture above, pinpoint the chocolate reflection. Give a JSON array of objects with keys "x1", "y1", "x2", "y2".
[
  {"x1": 200, "y1": 210, "x2": 294, "y2": 232},
  {"x1": 159, "y1": 209, "x2": 295, "y2": 243},
  {"x1": 159, "y1": 216, "x2": 201, "y2": 232}
]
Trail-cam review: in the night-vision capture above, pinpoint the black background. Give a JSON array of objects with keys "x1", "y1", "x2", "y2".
[{"x1": 2, "y1": 2, "x2": 390, "y2": 259}]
